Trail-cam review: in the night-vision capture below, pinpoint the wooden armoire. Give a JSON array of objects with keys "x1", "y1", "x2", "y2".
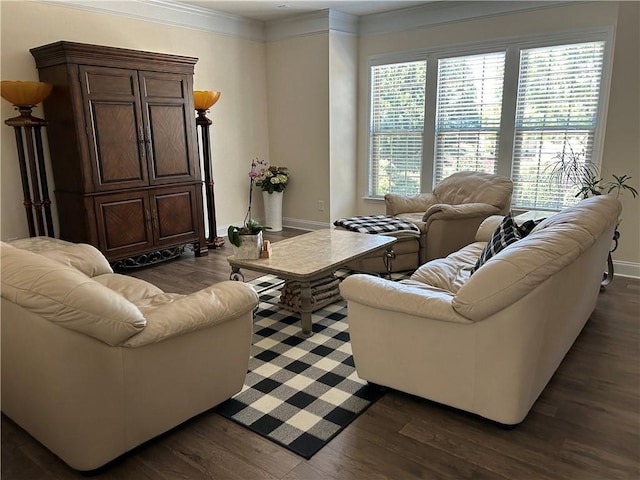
[{"x1": 30, "y1": 41, "x2": 207, "y2": 267}]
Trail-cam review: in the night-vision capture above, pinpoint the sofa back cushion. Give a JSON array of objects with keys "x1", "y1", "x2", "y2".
[
  {"x1": 452, "y1": 195, "x2": 621, "y2": 321},
  {"x1": 1, "y1": 243, "x2": 146, "y2": 346},
  {"x1": 433, "y1": 171, "x2": 513, "y2": 212},
  {"x1": 39, "y1": 243, "x2": 113, "y2": 277}
]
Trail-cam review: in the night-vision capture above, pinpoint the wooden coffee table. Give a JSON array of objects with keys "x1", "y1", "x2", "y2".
[{"x1": 228, "y1": 229, "x2": 396, "y2": 336}]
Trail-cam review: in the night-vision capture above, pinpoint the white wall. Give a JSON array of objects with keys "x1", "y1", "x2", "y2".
[
  {"x1": 265, "y1": 32, "x2": 330, "y2": 228},
  {"x1": 265, "y1": 28, "x2": 358, "y2": 229},
  {"x1": 0, "y1": 0, "x2": 269, "y2": 240},
  {"x1": 601, "y1": 1, "x2": 640, "y2": 273},
  {"x1": 356, "y1": 1, "x2": 640, "y2": 272},
  {"x1": 329, "y1": 31, "x2": 358, "y2": 222}
]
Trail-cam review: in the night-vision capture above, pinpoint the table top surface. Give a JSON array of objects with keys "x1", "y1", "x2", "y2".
[{"x1": 227, "y1": 229, "x2": 396, "y2": 280}]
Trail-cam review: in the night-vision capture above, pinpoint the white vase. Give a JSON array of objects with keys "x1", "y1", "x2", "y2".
[
  {"x1": 263, "y1": 191, "x2": 283, "y2": 232},
  {"x1": 232, "y1": 231, "x2": 263, "y2": 260}
]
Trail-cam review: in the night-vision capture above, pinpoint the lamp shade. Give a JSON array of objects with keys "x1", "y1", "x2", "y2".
[
  {"x1": 194, "y1": 90, "x2": 221, "y2": 111},
  {"x1": 1, "y1": 81, "x2": 53, "y2": 107}
]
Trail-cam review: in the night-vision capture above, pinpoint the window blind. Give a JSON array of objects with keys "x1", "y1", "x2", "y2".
[
  {"x1": 369, "y1": 61, "x2": 426, "y2": 197},
  {"x1": 433, "y1": 52, "x2": 505, "y2": 185},
  {"x1": 511, "y1": 41, "x2": 605, "y2": 210}
]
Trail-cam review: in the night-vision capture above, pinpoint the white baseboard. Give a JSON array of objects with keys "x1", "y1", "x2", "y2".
[
  {"x1": 282, "y1": 217, "x2": 330, "y2": 231},
  {"x1": 612, "y1": 260, "x2": 640, "y2": 280}
]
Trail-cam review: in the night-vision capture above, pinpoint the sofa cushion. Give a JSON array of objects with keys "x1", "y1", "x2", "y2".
[
  {"x1": 93, "y1": 273, "x2": 165, "y2": 303},
  {"x1": 123, "y1": 281, "x2": 259, "y2": 347},
  {"x1": 0, "y1": 243, "x2": 146, "y2": 346},
  {"x1": 40, "y1": 243, "x2": 113, "y2": 277},
  {"x1": 411, "y1": 242, "x2": 484, "y2": 294},
  {"x1": 472, "y1": 213, "x2": 521, "y2": 272}
]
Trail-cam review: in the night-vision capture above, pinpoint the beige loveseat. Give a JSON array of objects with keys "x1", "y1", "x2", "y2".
[
  {"x1": 341, "y1": 195, "x2": 620, "y2": 425},
  {"x1": 1, "y1": 238, "x2": 259, "y2": 471},
  {"x1": 386, "y1": 171, "x2": 513, "y2": 263}
]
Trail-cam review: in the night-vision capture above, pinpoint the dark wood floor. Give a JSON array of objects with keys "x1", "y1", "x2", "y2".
[{"x1": 3, "y1": 228, "x2": 639, "y2": 479}]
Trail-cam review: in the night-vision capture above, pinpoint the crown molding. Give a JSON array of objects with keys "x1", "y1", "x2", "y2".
[
  {"x1": 264, "y1": 9, "x2": 357, "y2": 43},
  {"x1": 359, "y1": 1, "x2": 573, "y2": 36},
  {"x1": 329, "y1": 10, "x2": 359, "y2": 36},
  {"x1": 36, "y1": 0, "x2": 576, "y2": 43},
  {"x1": 37, "y1": 0, "x2": 265, "y2": 42}
]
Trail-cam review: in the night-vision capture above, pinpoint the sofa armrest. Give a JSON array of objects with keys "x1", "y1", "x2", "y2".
[
  {"x1": 385, "y1": 193, "x2": 437, "y2": 216},
  {"x1": 123, "y1": 281, "x2": 259, "y2": 347},
  {"x1": 340, "y1": 274, "x2": 472, "y2": 324},
  {"x1": 422, "y1": 203, "x2": 501, "y2": 223}
]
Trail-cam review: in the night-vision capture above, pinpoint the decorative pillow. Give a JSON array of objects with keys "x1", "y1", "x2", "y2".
[
  {"x1": 518, "y1": 218, "x2": 544, "y2": 237},
  {"x1": 471, "y1": 213, "x2": 521, "y2": 273}
]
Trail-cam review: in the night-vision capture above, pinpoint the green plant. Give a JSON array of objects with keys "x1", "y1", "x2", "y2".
[
  {"x1": 548, "y1": 141, "x2": 638, "y2": 200},
  {"x1": 227, "y1": 159, "x2": 269, "y2": 247},
  {"x1": 227, "y1": 219, "x2": 267, "y2": 247}
]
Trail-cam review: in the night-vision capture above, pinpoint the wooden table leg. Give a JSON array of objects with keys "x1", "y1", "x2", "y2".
[
  {"x1": 299, "y1": 280, "x2": 313, "y2": 336},
  {"x1": 383, "y1": 247, "x2": 395, "y2": 279}
]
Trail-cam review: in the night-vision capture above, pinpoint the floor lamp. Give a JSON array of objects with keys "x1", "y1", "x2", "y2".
[
  {"x1": 194, "y1": 90, "x2": 224, "y2": 248},
  {"x1": 1, "y1": 81, "x2": 54, "y2": 238}
]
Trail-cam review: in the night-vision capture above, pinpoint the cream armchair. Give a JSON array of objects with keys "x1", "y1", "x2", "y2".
[
  {"x1": 1, "y1": 239, "x2": 259, "y2": 471},
  {"x1": 385, "y1": 171, "x2": 513, "y2": 263}
]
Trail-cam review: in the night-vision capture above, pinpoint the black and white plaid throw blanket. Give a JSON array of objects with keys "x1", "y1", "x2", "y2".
[{"x1": 333, "y1": 215, "x2": 419, "y2": 235}]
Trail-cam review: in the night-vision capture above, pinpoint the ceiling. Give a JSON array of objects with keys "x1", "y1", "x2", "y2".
[{"x1": 174, "y1": 1, "x2": 433, "y2": 22}]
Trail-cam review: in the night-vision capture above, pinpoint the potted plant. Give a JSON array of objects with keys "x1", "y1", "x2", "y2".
[
  {"x1": 548, "y1": 140, "x2": 637, "y2": 286},
  {"x1": 227, "y1": 159, "x2": 269, "y2": 259},
  {"x1": 255, "y1": 164, "x2": 290, "y2": 232},
  {"x1": 548, "y1": 141, "x2": 638, "y2": 200}
]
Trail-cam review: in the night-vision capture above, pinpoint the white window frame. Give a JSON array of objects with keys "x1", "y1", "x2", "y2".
[{"x1": 365, "y1": 27, "x2": 614, "y2": 210}]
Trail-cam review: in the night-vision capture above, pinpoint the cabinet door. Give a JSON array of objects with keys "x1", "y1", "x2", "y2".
[
  {"x1": 139, "y1": 71, "x2": 199, "y2": 186},
  {"x1": 79, "y1": 66, "x2": 149, "y2": 191},
  {"x1": 94, "y1": 191, "x2": 154, "y2": 260},
  {"x1": 150, "y1": 185, "x2": 201, "y2": 248}
]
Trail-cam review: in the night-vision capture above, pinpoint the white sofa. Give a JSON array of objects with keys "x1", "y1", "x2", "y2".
[
  {"x1": 340, "y1": 195, "x2": 621, "y2": 425},
  {"x1": 1, "y1": 238, "x2": 259, "y2": 471}
]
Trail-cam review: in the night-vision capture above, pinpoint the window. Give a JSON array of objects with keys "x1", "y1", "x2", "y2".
[
  {"x1": 511, "y1": 42, "x2": 606, "y2": 210},
  {"x1": 367, "y1": 32, "x2": 610, "y2": 210},
  {"x1": 434, "y1": 52, "x2": 505, "y2": 184},
  {"x1": 369, "y1": 61, "x2": 426, "y2": 197}
]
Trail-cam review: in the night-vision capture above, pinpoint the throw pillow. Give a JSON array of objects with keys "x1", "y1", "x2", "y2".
[
  {"x1": 472, "y1": 213, "x2": 521, "y2": 273},
  {"x1": 518, "y1": 218, "x2": 544, "y2": 237}
]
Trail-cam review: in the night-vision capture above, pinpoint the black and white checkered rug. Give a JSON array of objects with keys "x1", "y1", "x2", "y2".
[{"x1": 216, "y1": 270, "x2": 410, "y2": 459}]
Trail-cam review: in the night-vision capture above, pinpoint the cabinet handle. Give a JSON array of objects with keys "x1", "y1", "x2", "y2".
[
  {"x1": 145, "y1": 208, "x2": 152, "y2": 227},
  {"x1": 151, "y1": 210, "x2": 158, "y2": 229}
]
